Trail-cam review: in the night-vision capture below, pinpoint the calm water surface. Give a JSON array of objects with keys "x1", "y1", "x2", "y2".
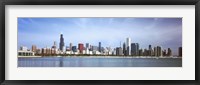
[{"x1": 18, "y1": 56, "x2": 182, "y2": 67}]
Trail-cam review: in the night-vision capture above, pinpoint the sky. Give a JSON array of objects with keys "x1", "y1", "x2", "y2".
[{"x1": 18, "y1": 18, "x2": 182, "y2": 55}]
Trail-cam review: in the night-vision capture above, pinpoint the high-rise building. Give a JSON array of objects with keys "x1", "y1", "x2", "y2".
[
  {"x1": 59, "y1": 34, "x2": 65, "y2": 51},
  {"x1": 123, "y1": 42, "x2": 126, "y2": 55},
  {"x1": 131, "y1": 43, "x2": 136, "y2": 56},
  {"x1": 86, "y1": 43, "x2": 89, "y2": 48},
  {"x1": 32, "y1": 45, "x2": 37, "y2": 52},
  {"x1": 78, "y1": 43, "x2": 84, "y2": 54},
  {"x1": 72, "y1": 46, "x2": 77, "y2": 52},
  {"x1": 126, "y1": 38, "x2": 131, "y2": 56},
  {"x1": 116, "y1": 47, "x2": 123, "y2": 56},
  {"x1": 99, "y1": 42, "x2": 101, "y2": 53},
  {"x1": 69, "y1": 43, "x2": 72, "y2": 51},
  {"x1": 163, "y1": 50, "x2": 167, "y2": 56},
  {"x1": 178, "y1": 47, "x2": 182, "y2": 57},
  {"x1": 52, "y1": 41, "x2": 57, "y2": 49},
  {"x1": 136, "y1": 43, "x2": 139, "y2": 56},
  {"x1": 167, "y1": 48, "x2": 172, "y2": 56},
  {"x1": 154, "y1": 46, "x2": 162, "y2": 57},
  {"x1": 148, "y1": 45, "x2": 152, "y2": 56},
  {"x1": 157, "y1": 46, "x2": 162, "y2": 57},
  {"x1": 131, "y1": 43, "x2": 139, "y2": 56}
]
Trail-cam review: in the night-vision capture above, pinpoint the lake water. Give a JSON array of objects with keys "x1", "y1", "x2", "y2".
[{"x1": 18, "y1": 56, "x2": 182, "y2": 67}]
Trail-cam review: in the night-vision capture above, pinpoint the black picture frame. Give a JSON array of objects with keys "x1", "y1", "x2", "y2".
[{"x1": 0, "y1": 0, "x2": 199, "y2": 85}]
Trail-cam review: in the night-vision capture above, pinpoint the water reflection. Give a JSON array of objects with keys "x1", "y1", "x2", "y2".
[{"x1": 18, "y1": 57, "x2": 182, "y2": 67}]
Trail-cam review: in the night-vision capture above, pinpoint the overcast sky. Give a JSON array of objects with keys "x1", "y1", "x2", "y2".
[{"x1": 18, "y1": 18, "x2": 182, "y2": 55}]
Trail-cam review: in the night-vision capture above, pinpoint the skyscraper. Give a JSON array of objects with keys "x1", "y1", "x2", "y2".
[
  {"x1": 131, "y1": 43, "x2": 136, "y2": 56},
  {"x1": 116, "y1": 47, "x2": 123, "y2": 56},
  {"x1": 130, "y1": 43, "x2": 140, "y2": 56},
  {"x1": 157, "y1": 46, "x2": 162, "y2": 57},
  {"x1": 149, "y1": 45, "x2": 152, "y2": 56},
  {"x1": 69, "y1": 43, "x2": 72, "y2": 51},
  {"x1": 136, "y1": 43, "x2": 139, "y2": 56},
  {"x1": 126, "y1": 38, "x2": 131, "y2": 56},
  {"x1": 52, "y1": 41, "x2": 57, "y2": 49},
  {"x1": 72, "y1": 46, "x2": 77, "y2": 52},
  {"x1": 99, "y1": 42, "x2": 101, "y2": 53},
  {"x1": 178, "y1": 47, "x2": 182, "y2": 57},
  {"x1": 86, "y1": 43, "x2": 89, "y2": 48},
  {"x1": 78, "y1": 43, "x2": 84, "y2": 54},
  {"x1": 167, "y1": 48, "x2": 172, "y2": 56},
  {"x1": 123, "y1": 42, "x2": 126, "y2": 55},
  {"x1": 59, "y1": 34, "x2": 65, "y2": 51}
]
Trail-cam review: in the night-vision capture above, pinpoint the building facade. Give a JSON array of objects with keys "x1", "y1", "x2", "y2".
[{"x1": 59, "y1": 34, "x2": 65, "y2": 51}]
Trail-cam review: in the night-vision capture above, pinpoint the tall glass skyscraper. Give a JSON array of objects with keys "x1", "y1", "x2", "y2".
[
  {"x1": 126, "y1": 38, "x2": 131, "y2": 55},
  {"x1": 59, "y1": 34, "x2": 65, "y2": 51},
  {"x1": 131, "y1": 43, "x2": 139, "y2": 56}
]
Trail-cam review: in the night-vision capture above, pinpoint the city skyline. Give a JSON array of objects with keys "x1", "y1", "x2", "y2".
[
  {"x1": 18, "y1": 34, "x2": 180, "y2": 57},
  {"x1": 18, "y1": 18, "x2": 182, "y2": 55}
]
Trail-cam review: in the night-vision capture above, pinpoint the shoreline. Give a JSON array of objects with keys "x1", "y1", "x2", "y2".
[{"x1": 18, "y1": 56, "x2": 182, "y2": 58}]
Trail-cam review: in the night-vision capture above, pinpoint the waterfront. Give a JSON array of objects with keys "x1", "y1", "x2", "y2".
[{"x1": 18, "y1": 56, "x2": 182, "y2": 67}]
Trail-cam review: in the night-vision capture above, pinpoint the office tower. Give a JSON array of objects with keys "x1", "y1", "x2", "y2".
[
  {"x1": 31, "y1": 45, "x2": 37, "y2": 52},
  {"x1": 69, "y1": 43, "x2": 72, "y2": 51},
  {"x1": 131, "y1": 43, "x2": 136, "y2": 56},
  {"x1": 135, "y1": 43, "x2": 139, "y2": 56},
  {"x1": 41, "y1": 47, "x2": 50, "y2": 55},
  {"x1": 78, "y1": 43, "x2": 84, "y2": 54},
  {"x1": 163, "y1": 50, "x2": 167, "y2": 56},
  {"x1": 131, "y1": 43, "x2": 139, "y2": 56},
  {"x1": 178, "y1": 47, "x2": 182, "y2": 57},
  {"x1": 99, "y1": 42, "x2": 101, "y2": 53},
  {"x1": 116, "y1": 47, "x2": 123, "y2": 56},
  {"x1": 36, "y1": 49, "x2": 41, "y2": 54},
  {"x1": 126, "y1": 38, "x2": 131, "y2": 56},
  {"x1": 52, "y1": 41, "x2": 57, "y2": 49},
  {"x1": 112, "y1": 48, "x2": 116, "y2": 55},
  {"x1": 89, "y1": 45, "x2": 92, "y2": 51},
  {"x1": 157, "y1": 46, "x2": 162, "y2": 57},
  {"x1": 42, "y1": 48, "x2": 46, "y2": 55},
  {"x1": 51, "y1": 42, "x2": 57, "y2": 55},
  {"x1": 149, "y1": 45, "x2": 152, "y2": 56},
  {"x1": 86, "y1": 43, "x2": 89, "y2": 48},
  {"x1": 100, "y1": 47, "x2": 104, "y2": 53},
  {"x1": 167, "y1": 48, "x2": 172, "y2": 56},
  {"x1": 123, "y1": 42, "x2": 126, "y2": 55},
  {"x1": 72, "y1": 46, "x2": 77, "y2": 52},
  {"x1": 59, "y1": 34, "x2": 65, "y2": 51}
]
